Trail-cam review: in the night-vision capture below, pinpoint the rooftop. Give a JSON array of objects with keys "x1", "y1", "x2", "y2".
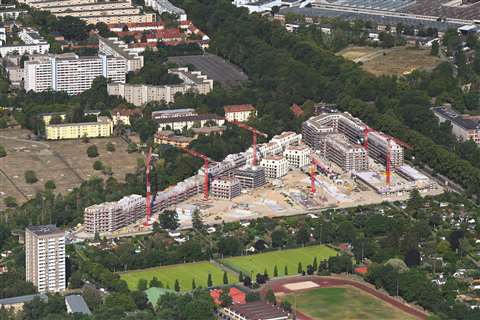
[
  {"x1": 26, "y1": 224, "x2": 63, "y2": 236},
  {"x1": 65, "y1": 295, "x2": 92, "y2": 315},
  {"x1": 154, "y1": 113, "x2": 223, "y2": 124},
  {"x1": 0, "y1": 294, "x2": 47, "y2": 306},
  {"x1": 226, "y1": 301, "x2": 290, "y2": 320},
  {"x1": 432, "y1": 106, "x2": 480, "y2": 130},
  {"x1": 224, "y1": 104, "x2": 256, "y2": 113}
]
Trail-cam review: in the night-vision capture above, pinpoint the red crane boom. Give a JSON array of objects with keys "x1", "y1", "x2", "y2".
[
  {"x1": 144, "y1": 146, "x2": 152, "y2": 227},
  {"x1": 179, "y1": 147, "x2": 216, "y2": 200},
  {"x1": 227, "y1": 119, "x2": 268, "y2": 166}
]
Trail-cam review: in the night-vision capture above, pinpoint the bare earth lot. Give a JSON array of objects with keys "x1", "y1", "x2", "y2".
[
  {"x1": 0, "y1": 128, "x2": 140, "y2": 209},
  {"x1": 338, "y1": 46, "x2": 442, "y2": 76}
]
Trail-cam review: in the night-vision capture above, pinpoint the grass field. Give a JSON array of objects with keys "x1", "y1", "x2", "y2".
[
  {"x1": 0, "y1": 128, "x2": 139, "y2": 209},
  {"x1": 284, "y1": 287, "x2": 416, "y2": 320},
  {"x1": 338, "y1": 46, "x2": 442, "y2": 76},
  {"x1": 119, "y1": 262, "x2": 235, "y2": 291},
  {"x1": 221, "y1": 245, "x2": 337, "y2": 277}
]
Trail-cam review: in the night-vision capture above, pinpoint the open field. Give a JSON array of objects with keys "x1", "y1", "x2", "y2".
[
  {"x1": 119, "y1": 261, "x2": 235, "y2": 291},
  {"x1": 284, "y1": 287, "x2": 416, "y2": 320},
  {"x1": 221, "y1": 245, "x2": 337, "y2": 276},
  {"x1": 338, "y1": 46, "x2": 442, "y2": 76},
  {"x1": 0, "y1": 128, "x2": 140, "y2": 209}
]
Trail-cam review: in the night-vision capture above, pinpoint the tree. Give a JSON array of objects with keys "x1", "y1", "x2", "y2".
[
  {"x1": 220, "y1": 290, "x2": 232, "y2": 307},
  {"x1": 207, "y1": 273, "x2": 213, "y2": 287},
  {"x1": 243, "y1": 276, "x2": 252, "y2": 287},
  {"x1": 44, "y1": 180, "x2": 56, "y2": 190},
  {"x1": 404, "y1": 249, "x2": 421, "y2": 267},
  {"x1": 24, "y1": 170, "x2": 38, "y2": 184},
  {"x1": 192, "y1": 279, "x2": 196, "y2": 290},
  {"x1": 430, "y1": 40, "x2": 439, "y2": 56},
  {"x1": 93, "y1": 160, "x2": 104, "y2": 170},
  {"x1": 246, "y1": 292, "x2": 260, "y2": 302},
  {"x1": 266, "y1": 288, "x2": 276, "y2": 305},
  {"x1": 239, "y1": 272, "x2": 244, "y2": 282},
  {"x1": 4, "y1": 196, "x2": 17, "y2": 208},
  {"x1": 271, "y1": 227, "x2": 287, "y2": 247},
  {"x1": 192, "y1": 209, "x2": 204, "y2": 231},
  {"x1": 127, "y1": 143, "x2": 138, "y2": 153},
  {"x1": 273, "y1": 265, "x2": 278, "y2": 277},
  {"x1": 158, "y1": 210, "x2": 179, "y2": 230},
  {"x1": 284, "y1": 265, "x2": 288, "y2": 276},
  {"x1": 150, "y1": 276, "x2": 162, "y2": 288},
  {"x1": 137, "y1": 279, "x2": 148, "y2": 291},
  {"x1": 0, "y1": 145, "x2": 6, "y2": 157},
  {"x1": 87, "y1": 145, "x2": 99, "y2": 158},
  {"x1": 174, "y1": 279, "x2": 180, "y2": 292},
  {"x1": 296, "y1": 225, "x2": 309, "y2": 244},
  {"x1": 223, "y1": 271, "x2": 228, "y2": 284},
  {"x1": 298, "y1": 262, "x2": 303, "y2": 274},
  {"x1": 313, "y1": 257, "x2": 318, "y2": 271},
  {"x1": 106, "y1": 142, "x2": 115, "y2": 152}
]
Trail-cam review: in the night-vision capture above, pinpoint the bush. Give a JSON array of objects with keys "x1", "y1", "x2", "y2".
[
  {"x1": 4, "y1": 196, "x2": 17, "y2": 208},
  {"x1": 0, "y1": 145, "x2": 6, "y2": 157},
  {"x1": 24, "y1": 170, "x2": 38, "y2": 184},
  {"x1": 87, "y1": 145, "x2": 99, "y2": 158},
  {"x1": 127, "y1": 143, "x2": 137, "y2": 153},
  {"x1": 106, "y1": 142, "x2": 115, "y2": 152},
  {"x1": 93, "y1": 160, "x2": 103, "y2": 170},
  {"x1": 44, "y1": 180, "x2": 56, "y2": 190}
]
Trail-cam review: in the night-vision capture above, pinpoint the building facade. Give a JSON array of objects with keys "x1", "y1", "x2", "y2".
[
  {"x1": 155, "y1": 114, "x2": 225, "y2": 131},
  {"x1": 283, "y1": 144, "x2": 310, "y2": 168},
  {"x1": 152, "y1": 108, "x2": 197, "y2": 120},
  {"x1": 111, "y1": 107, "x2": 142, "y2": 126},
  {"x1": 25, "y1": 225, "x2": 65, "y2": 293},
  {"x1": 260, "y1": 156, "x2": 289, "y2": 178},
  {"x1": 432, "y1": 106, "x2": 480, "y2": 144},
  {"x1": 45, "y1": 117, "x2": 113, "y2": 140},
  {"x1": 98, "y1": 36, "x2": 144, "y2": 72},
  {"x1": 224, "y1": 104, "x2": 257, "y2": 122},
  {"x1": 211, "y1": 176, "x2": 242, "y2": 199},
  {"x1": 324, "y1": 134, "x2": 369, "y2": 172},
  {"x1": 24, "y1": 53, "x2": 126, "y2": 95},
  {"x1": 234, "y1": 166, "x2": 266, "y2": 189},
  {"x1": 107, "y1": 68, "x2": 213, "y2": 106}
]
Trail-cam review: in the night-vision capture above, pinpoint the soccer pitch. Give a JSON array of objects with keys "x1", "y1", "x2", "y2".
[
  {"x1": 284, "y1": 287, "x2": 416, "y2": 320},
  {"x1": 119, "y1": 261, "x2": 234, "y2": 291},
  {"x1": 222, "y1": 245, "x2": 337, "y2": 277}
]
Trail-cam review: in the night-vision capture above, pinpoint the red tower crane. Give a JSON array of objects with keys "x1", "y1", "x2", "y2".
[
  {"x1": 227, "y1": 120, "x2": 268, "y2": 166},
  {"x1": 383, "y1": 134, "x2": 412, "y2": 185},
  {"x1": 178, "y1": 147, "x2": 216, "y2": 200},
  {"x1": 309, "y1": 156, "x2": 332, "y2": 194},
  {"x1": 363, "y1": 126, "x2": 376, "y2": 150},
  {"x1": 144, "y1": 146, "x2": 153, "y2": 227}
]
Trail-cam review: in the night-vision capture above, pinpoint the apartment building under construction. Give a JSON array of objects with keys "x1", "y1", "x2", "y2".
[{"x1": 302, "y1": 112, "x2": 404, "y2": 171}]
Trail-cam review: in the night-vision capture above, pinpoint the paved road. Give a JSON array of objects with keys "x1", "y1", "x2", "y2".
[{"x1": 264, "y1": 275, "x2": 429, "y2": 320}]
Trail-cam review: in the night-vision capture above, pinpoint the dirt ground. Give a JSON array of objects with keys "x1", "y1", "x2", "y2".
[
  {"x1": 338, "y1": 46, "x2": 442, "y2": 76},
  {"x1": 0, "y1": 128, "x2": 141, "y2": 209}
]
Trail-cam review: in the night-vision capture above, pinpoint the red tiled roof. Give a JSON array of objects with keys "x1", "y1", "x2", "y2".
[
  {"x1": 290, "y1": 103, "x2": 304, "y2": 117},
  {"x1": 209, "y1": 288, "x2": 246, "y2": 305},
  {"x1": 224, "y1": 104, "x2": 256, "y2": 113},
  {"x1": 156, "y1": 28, "x2": 183, "y2": 40},
  {"x1": 355, "y1": 266, "x2": 368, "y2": 274}
]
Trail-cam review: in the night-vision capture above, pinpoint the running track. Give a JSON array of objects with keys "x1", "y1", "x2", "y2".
[{"x1": 263, "y1": 276, "x2": 429, "y2": 320}]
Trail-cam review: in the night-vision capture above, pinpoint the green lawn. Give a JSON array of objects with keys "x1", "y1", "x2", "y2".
[
  {"x1": 284, "y1": 287, "x2": 416, "y2": 320},
  {"x1": 119, "y1": 261, "x2": 234, "y2": 291},
  {"x1": 221, "y1": 245, "x2": 337, "y2": 277}
]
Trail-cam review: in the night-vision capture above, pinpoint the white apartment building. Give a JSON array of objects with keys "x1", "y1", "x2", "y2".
[
  {"x1": 45, "y1": 116, "x2": 113, "y2": 140},
  {"x1": 0, "y1": 28, "x2": 49, "y2": 57},
  {"x1": 98, "y1": 36, "x2": 144, "y2": 72},
  {"x1": 260, "y1": 155, "x2": 290, "y2": 178},
  {"x1": 145, "y1": 0, "x2": 187, "y2": 21},
  {"x1": 284, "y1": 144, "x2": 310, "y2": 168},
  {"x1": 24, "y1": 53, "x2": 126, "y2": 95},
  {"x1": 108, "y1": 68, "x2": 213, "y2": 106},
  {"x1": 25, "y1": 225, "x2": 65, "y2": 293},
  {"x1": 271, "y1": 131, "x2": 302, "y2": 150},
  {"x1": 152, "y1": 108, "x2": 197, "y2": 120},
  {"x1": 0, "y1": 26, "x2": 6, "y2": 45},
  {"x1": 224, "y1": 104, "x2": 257, "y2": 122}
]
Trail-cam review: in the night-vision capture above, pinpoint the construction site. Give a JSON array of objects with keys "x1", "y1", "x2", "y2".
[{"x1": 75, "y1": 108, "x2": 443, "y2": 238}]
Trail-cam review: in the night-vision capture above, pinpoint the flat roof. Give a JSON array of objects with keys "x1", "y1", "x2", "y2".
[
  {"x1": 154, "y1": 113, "x2": 223, "y2": 123},
  {"x1": 0, "y1": 294, "x2": 47, "y2": 306},
  {"x1": 26, "y1": 224, "x2": 63, "y2": 236},
  {"x1": 432, "y1": 106, "x2": 480, "y2": 130},
  {"x1": 65, "y1": 295, "x2": 92, "y2": 315},
  {"x1": 227, "y1": 301, "x2": 289, "y2": 320}
]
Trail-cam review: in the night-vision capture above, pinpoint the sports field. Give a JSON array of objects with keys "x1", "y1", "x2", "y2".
[
  {"x1": 285, "y1": 287, "x2": 416, "y2": 320},
  {"x1": 221, "y1": 245, "x2": 337, "y2": 277},
  {"x1": 119, "y1": 261, "x2": 234, "y2": 291}
]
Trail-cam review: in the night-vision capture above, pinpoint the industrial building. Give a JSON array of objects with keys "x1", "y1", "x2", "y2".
[
  {"x1": 107, "y1": 68, "x2": 213, "y2": 106},
  {"x1": 24, "y1": 53, "x2": 126, "y2": 95},
  {"x1": 25, "y1": 225, "x2": 65, "y2": 293},
  {"x1": 45, "y1": 116, "x2": 113, "y2": 140},
  {"x1": 211, "y1": 176, "x2": 242, "y2": 199},
  {"x1": 84, "y1": 194, "x2": 145, "y2": 234},
  {"x1": 302, "y1": 112, "x2": 404, "y2": 171},
  {"x1": 432, "y1": 105, "x2": 480, "y2": 144},
  {"x1": 260, "y1": 155, "x2": 290, "y2": 178}
]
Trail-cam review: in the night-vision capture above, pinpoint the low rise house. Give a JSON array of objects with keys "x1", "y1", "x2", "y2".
[
  {"x1": 45, "y1": 116, "x2": 113, "y2": 140},
  {"x1": 432, "y1": 105, "x2": 480, "y2": 144},
  {"x1": 219, "y1": 301, "x2": 291, "y2": 320},
  {"x1": 111, "y1": 107, "x2": 142, "y2": 126},
  {"x1": 65, "y1": 295, "x2": 92, "y2": 315},
  {"x1": 155, "y1": 114, "x2": 225, "y2": 131},
  {"x1": 0, "y1": 294, "x2": 48, "y2": 314},
  {"x1": 224, "y1": 104, "x2": 257, "y2": 122}
]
